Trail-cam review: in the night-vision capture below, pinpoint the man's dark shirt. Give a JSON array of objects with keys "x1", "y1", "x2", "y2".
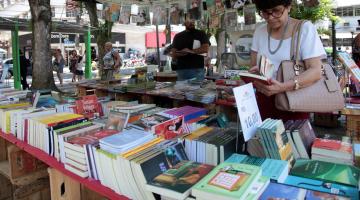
[{"x1": 171, "y1": 29, "x2": 210, "y2": 70}]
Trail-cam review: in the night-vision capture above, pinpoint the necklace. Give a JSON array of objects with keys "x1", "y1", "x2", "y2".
[{"x1": 268, "y1": 17, "x2": 290, "y2": 55}]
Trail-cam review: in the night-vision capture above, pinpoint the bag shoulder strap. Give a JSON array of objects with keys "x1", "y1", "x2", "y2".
[
  {"x1": 295, "y1": 20, "x2": 307, "y2": 63},
  {"x1": 290, "y1": 20, "x2": 301, "y2": 60},
  {"x1": 290, "y1": 20, "x2": 307, "y2": 61}
]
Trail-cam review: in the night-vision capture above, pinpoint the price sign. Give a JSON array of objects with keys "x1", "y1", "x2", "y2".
[{"x1": 233, "y1": 83, "x2": 262, "y2": 141}]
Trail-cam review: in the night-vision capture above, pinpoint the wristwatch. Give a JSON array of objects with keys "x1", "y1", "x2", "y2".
[{"x1": 294, "y1": 79, "x2": 300, "y2": 90}]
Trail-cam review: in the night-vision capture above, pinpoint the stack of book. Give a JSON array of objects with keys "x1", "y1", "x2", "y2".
[
  {"x1": 27, "y1": 112, "x2": 84, "y2": 155},
  {"x1": 95, "y1": 139, "x2": 188, "y2": 200},
  {"x1": 311, "y1": 138, "x2": 353, "y2": 165},
  {"x1": 158, "y1": 106, "x2": 207, "y2": 122},
  {"x1": 184, "y1": 127, "x2": 240, "y2": 165},
  {"x1": 0, "y1": 102, "x2": 32, "y2": 133},
  {"x1": 184, "y1": 89, "x2": 216, "y2": 104},
  {"x1": 63, "y1": 129, "x2": 118, "y2": 178},
  {"x1": 285, "y1": 119, "x2": 316, "y2": 159},
  {"x1": 99, "y1": 127, "x2": 155, "y2": 154},
  {"x1": 256, "y1": 119, "x2": 294, "y2": 165}
]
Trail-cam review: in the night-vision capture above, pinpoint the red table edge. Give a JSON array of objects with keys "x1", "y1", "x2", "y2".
[{"x1": 0, "y1": 131, "x2": 129, "y2": 200}]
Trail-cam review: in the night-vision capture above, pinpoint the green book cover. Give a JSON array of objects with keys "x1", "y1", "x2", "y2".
[
  {"x1": 192, "y1": 162, "x2": 261, "y2": 200},
  {"x1": 257, "y1": 119, "x2": 271, "y2": 158},
  {"x1": 148, "y1": 160, "x2": 214, "y2": 194},
  {"x1": 264, "y1": 119, "x2": 278, "y2": 159},
  {"x1": 290, "y1": 159, "x2": 360, "y2": 187}
]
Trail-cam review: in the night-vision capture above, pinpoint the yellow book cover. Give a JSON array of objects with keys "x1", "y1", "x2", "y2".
[
  {"x1": 184, "y1": 126, "x2": 213, "y2": 140},
  {"x1": 121, "y1": 137, "x2": 164, "y2": 158},
  {"x1": 37, "y1": 113, "x2": 83, "y2": 125},
  {"x1": 0, "y1": 102, "x2": 30, "y2": 109}
]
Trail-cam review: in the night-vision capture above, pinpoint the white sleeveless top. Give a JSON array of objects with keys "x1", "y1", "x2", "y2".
[{"x1": 251, "y1": 21, "x2": 326, "y2": 78}]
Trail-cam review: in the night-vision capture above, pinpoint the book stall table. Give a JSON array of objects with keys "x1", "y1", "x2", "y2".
[
  {"x1": 76, "y1": 81, "x2": 218, "y2": 112},
  {"x1": 0, "y1": 131, "x2": 129, "y2": 200}
]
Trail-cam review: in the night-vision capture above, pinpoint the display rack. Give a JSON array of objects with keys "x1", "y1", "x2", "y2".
[{"x1": 0, "y1": 131, "x2": 129, "y2": 200}]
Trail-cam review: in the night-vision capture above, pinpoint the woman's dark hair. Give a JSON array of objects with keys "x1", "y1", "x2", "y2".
[{"x1": 253, "y1": 0, "x2": 292, "y2": 11}]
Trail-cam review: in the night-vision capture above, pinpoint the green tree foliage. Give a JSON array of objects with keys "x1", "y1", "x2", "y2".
[{"x1": 290, "y1": 0, "x2": 338, "y2": 22}]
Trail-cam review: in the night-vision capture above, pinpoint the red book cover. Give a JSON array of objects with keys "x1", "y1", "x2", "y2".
[
  {"x1": 68, "y1": 129, "x2": 118, "y2": 146},
  {"x1": 75, "y1": 95, "x2": 103, "y2": 119},
  {"x1": 153, "y1": 116, "x2": 185, "y2": 139},
  {"x1": 312, "y1": 138, "x2": 352, "y2": 154},
  {"x1": 240, "y1": 74, "x2": 271, "y2": 85}
]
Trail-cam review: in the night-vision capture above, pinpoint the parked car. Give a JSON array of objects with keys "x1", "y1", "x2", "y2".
[{"x1": 0, "y1": 58, "x2": 32, "y2": 79}]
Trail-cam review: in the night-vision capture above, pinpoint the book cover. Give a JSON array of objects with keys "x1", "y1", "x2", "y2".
[
  {"x1": 312, "y1": 138, "x2": 353, "y2": 159},
  {"x1": 105, "y1": 110, "x2": 130, "y2": 132},
  {"x1": 75, "y1": 95, "x2": 103, "y2": 119},
  {"x1": 290, "y1": 159, "x2": 360, "y2": 187},
  {"x1": 259, "y1": 182, "x2": 307, "y2": 200},
  {"x1": 305, "y1": 190, "x2": 350, "y2": 200},
  {"x1": 289, "y1": 120, "x2": 316, "y2": 159},
  {"x1": 67, "y1": 129, "x2": 119, "y2": 146},
  {"x1": 147, "y1": 161, "x2": 214, "y2": 195},
  {"x1": 192, "y1": 163, "x2": 261, "y2": 200},
  {"x1": 153, "y1": 116, "x2": 185, "y2": 139},
  {"x1": 285, "y1": 175, "x2": 359, "y2": 199}
]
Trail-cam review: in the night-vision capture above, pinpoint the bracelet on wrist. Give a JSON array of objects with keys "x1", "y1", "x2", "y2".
[{"x1": 294, "y1": 79, "x2": 300, "y2": 90}]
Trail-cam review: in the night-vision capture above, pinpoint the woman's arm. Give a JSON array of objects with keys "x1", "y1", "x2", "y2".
[{"x1": 281, "y1": 56, "x2": 322, "y2": 92}]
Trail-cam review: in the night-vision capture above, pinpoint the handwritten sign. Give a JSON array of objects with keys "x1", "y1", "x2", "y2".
[{"x1": 233, "y1": 83, "x2": 262, "y2": 141}]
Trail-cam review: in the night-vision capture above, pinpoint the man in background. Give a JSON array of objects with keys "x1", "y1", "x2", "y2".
[
  {"x1": 19, "y1": 50, "x2": 30, "y2": 89},
  {"x1": 170, "y1": 19, "x2": 210, "y2": 81}
]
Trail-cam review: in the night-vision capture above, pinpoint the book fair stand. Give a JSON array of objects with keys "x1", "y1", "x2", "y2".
[{"x1": 0, "y1": 0, "x2": 360, "y2": 200}]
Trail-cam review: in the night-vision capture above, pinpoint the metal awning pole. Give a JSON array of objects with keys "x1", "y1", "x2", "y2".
[
  {"x1": 85, "y1": 28, "x2": 91, "y2": 79},
  {"x1": 11, "y1": 21, "x2": 21, "y2": 90}
]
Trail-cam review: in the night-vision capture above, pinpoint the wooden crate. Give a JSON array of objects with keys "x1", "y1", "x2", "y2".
[
  {"x1": 48, "y1": 168, "x2": 81, "y2": 200},
  {"x1": 13, "y1": 178, "x2": 50, "y2": 200},
  {"x1": 81, "y1": 185, "x2": 108, "y2": 200},
  {"x1": 346, "y1": 115, "x2": 360, "y2": 141},
  {"x1": 0, "y1": 174, "x2": 13, "y2": 200},
  {"x1": 8, "y1": 145, "x2": 47, "y2": 180}
]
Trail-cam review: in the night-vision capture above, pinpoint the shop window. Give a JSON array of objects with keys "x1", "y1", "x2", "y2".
[
  {"x1": 342, "y1": 7, "x2": 353, "y2": 17},
  {"x1": 355, "y1": 7, "x2": 360, "y2": 16}
]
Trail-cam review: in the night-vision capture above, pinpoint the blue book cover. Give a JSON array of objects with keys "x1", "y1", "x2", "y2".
[
  {"x1": 285, "y1": 175, "x2": 358, "y2": 200},
  {"x1": 305, "y1": 190, "x2": 350, "y2": 200},
  {"x1": 226, "y1": 153, "x2": 288, "y2": 182},
  {"x1": 259, "y1": 182, "x2": 306, "y2": 200}
]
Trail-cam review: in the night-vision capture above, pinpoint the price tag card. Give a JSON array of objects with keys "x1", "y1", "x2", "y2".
[{"x1": 233, "y1": 83, "x2": 262, "y2": 141}]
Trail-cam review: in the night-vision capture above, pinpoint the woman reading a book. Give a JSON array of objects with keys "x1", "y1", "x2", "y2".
[{"x1": 249, "y1": 0, "x2": 326, "y2": 120}]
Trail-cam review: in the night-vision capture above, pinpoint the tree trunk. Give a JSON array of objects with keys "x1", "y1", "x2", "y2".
[
  {"x1": 28, "y1": 0, "x2": 57, "y2": 90},
  {"x1": 84, "y1": 2, "x2": 112, "y2": 69},
  {"x1": 216, "y1": 30, "x2": 226, "y2": 72}
]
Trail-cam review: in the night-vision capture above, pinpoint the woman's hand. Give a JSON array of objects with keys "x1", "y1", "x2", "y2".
[
  {"x1": 248, "y1": 66, "x2": 260, "y2": 74},
  {"x1": 254, "y1": 79, "x2": 286, "y2": 96}
]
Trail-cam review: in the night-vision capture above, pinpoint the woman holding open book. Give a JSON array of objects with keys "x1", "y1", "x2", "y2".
[{"x1": 249, "y1": 0, "x2": 326, "y2": 120}]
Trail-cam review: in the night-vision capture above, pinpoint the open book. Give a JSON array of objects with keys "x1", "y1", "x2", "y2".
[{"x1": 239, "y1": 55, "x2": 274, "y2": 85}]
